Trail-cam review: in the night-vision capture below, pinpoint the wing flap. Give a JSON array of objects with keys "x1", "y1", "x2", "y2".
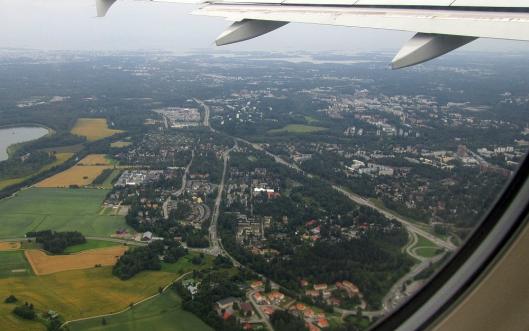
[
  {"x1": 216, "y1": 19, "x2": 288, "y2": 45},
  {"x1": 392, "y1": 33, "x2": 477, "y2": 69}
]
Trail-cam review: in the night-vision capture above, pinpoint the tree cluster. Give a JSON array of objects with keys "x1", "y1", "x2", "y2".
[
  {"x1": 113, "y1": 240, "x2": 187, "y2": 280},
  {"x1": 13, "y1": 303, "x2": 35, "y2": 320},
  {"x1": 27, "y1": 230, "x2": 86, "y2": 254}
]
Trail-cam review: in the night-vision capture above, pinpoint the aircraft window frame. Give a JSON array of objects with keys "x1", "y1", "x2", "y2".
[{"x1": 371, "y1": 151, "x2": 529, "y2": 330}]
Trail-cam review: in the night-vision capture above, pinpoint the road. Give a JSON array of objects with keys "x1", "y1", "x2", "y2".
[
  {"x1": 194, "y1": 99, "x2": 455, "y2": 323},
  {"x1": 247, "y1": 290, "x2": 274, "y2": 331},
  {"x1": 332, "y1": 185, "x2": 456, "y2": 251},
  {"x1": 195, "y1": 99, "x2": 455, "y2": 252},
  {"x1": 163, "y1": 150, "x2": 195, "y2": 220},
  {"x1": 208, "y1": 141, "x2": 237, "y2": 257},
  {"x1": 229, "y1": 137, "x2": 455, "y2": 251}
]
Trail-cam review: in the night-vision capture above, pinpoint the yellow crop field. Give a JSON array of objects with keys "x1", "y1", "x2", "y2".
[
  {"x1": 36, "y1": 154, "x2": 114, "y2": 188},
  {"x1": 77, "y1": 154, "x2": 111, "y2": 166},
  {"x1": 0, "y1": 242, "x2": 20, "y2": 251},
  {"x1": 25, "y1": 246, "x2": 128, "y2": 275},
  {"x1": 71, "y1": 118, "x2": 123, "y2": 142},
  {"x1": 36, "y1": 165, "x2": 109, "y2": 188},
  {"x1": 0, "y1": 267, "x2": 175, "y2": 331}
]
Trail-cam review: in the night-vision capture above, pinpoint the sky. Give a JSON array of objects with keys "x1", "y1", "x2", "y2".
[{"x1": 1, "y1": 0, "x2": 528, "y2": 54}]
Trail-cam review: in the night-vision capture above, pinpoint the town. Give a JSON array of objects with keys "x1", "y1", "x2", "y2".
[{"x1": 0, "y1": 50, "x2": 527, "y2": 331}]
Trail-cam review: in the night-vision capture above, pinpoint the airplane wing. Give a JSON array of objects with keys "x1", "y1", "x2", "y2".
[{"x1": 96, "y1": 0, "x2": 529, "y2": 68}]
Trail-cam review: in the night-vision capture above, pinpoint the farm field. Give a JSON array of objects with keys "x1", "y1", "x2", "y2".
[
  {"x1": 71, "y1": 118, "x2": 123, "y2": 142},
  {"x1": 0, "y1": 152, "x2": 73, "y2": 190},
  {"x1": 101, "y1": 170, "x2": 121, "y2": 188},
  {"x1": 0, "y1": 242, "x2": 21, "y2": 251},
  {"x1": 78, "y1": 154, "x2": 112, "y2": 166},
  {"x1": 110, "y1": 141, "x2": 132, "y2": 148},
  {"x1": 36, "y1": 166, "x2": 110, "y2": 188},
  {"x1": 25, "y1": 246, "x2": 128, "y2": 275},
  {"x1": 0, "y1": 251, "x2": 32, "y2": 278},
  {"x1": 63, "y1": 240, "x2": 119, "y2": 254},
  {"x1": 69, "y1": 288, "x2": 212, "y2": 331},
  {"x1": 40, "y1": 144, "x2": 84, "y2": 154},
  {"x1": 0, "y1": 267, "x2": 176, "y2": 331},
  {"x1": 0, "y1": 188, "x2": 130, "y2": 238},
  {"x1": 268, "y1": 124, "x2": 328, "y2": 134},
  {"x1": 36, "y1": 154, "x2": 113, "y2": 188}
]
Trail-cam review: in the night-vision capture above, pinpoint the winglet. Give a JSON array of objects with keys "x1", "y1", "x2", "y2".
[
  {"x1": 96, "y1": 0, "x2": 117, "y2": 17},
  {"x1": 392, "y1": 33, "x2": 477, "y2": 69},
  {"x1": 216, "y1": 19, "x2": 288, "y2": 46}
]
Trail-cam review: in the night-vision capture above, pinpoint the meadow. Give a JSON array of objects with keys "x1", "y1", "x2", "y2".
[
  {"x1": 0, "y1": 188, "x2": 130, "y2": 238},
  {"x1": 67, "y1": 254, "x2": 215, "y2": 331},
  {"x1": 0, "y1": 267, "x2": 176, "y2": 331},
  {"x1": 68, "y1": 289, "x2": 212, "y2": 331},
  {"x1": 64, "y1": 240, "x2": 119, "y2": 254},
  {"x1": 71, "y1": 118, "x2": 123, "y2": 142},
  {"x1": 268, "y1": 124, "x2": 328, "y2": 134},
  {"x1": 0, "y1": 251, "x2": 32, "y2": 278},
  {"x1": 0, "y1": 252, "x2": 214, "y2": 331}
]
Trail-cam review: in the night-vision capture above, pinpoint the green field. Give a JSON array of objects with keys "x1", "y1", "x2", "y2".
[
  {"x1": 63, "y1": 240, "x2": 120, "y2": 254},
  {"x1": 160, "y1": 253, "x2": 214, "y2": 274},
  {"x1": 414, "y1": 234, "x2": 441, "y2": 258},
  {"x1": 268, "y1": 124, "x2": 328, "y2": 134},
  {"x1": 69, "y1": 289, "x2": 212, "y2": 331},
  {"x1": 0, "y1": 267, "x2": 177, "y2": 331},
  {"x1": 0, "y1": 251, "x2": 32, "y2": 278},
  {"x1": 304, "y1": 115, "x2": 320, "y2": 124},
  {"x1": 102, "y1": 170, "x2": 121, "y2": 188},
  {"x1": 0, "y1": 188, "x2": 130, "y2": 238},
  {"x1": 0, "y1": 251, "x2": 215, "y2": 331}
]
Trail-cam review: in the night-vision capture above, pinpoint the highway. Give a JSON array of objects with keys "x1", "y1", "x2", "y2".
[
  {"x1": 208, "y1": 143, "x2": 235, "y2": 256},
  {"x1": 194, "y1": 101, "x2": 455, "y2": 252},
  {"x1": 163, "y1": 150, "x2": 195, "y2": 220},
  {"x1": 332, "y1": 185, "x2": 456, "y2": 252},
  {"x1": 194, "y1": 98, "x2": 456, "y2": 324}
]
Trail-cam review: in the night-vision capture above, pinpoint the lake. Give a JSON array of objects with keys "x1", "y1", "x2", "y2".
[{"x1": 0, "y1": 126, "x2": 49, "y2": 161}]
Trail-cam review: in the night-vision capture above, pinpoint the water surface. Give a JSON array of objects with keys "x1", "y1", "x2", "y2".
[{"x1": 0, "y1": 126, "x2": 49, "y2": 161}]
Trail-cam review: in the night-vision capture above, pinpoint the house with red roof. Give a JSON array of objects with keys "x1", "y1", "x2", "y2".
[{"x1": 317, "y1": 318, "x2": 330, "y2": 328}]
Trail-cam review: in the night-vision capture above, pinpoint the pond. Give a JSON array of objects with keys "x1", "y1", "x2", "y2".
[{"x1": 0, "y1": 126, "x2": 49, "y2": 161}]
